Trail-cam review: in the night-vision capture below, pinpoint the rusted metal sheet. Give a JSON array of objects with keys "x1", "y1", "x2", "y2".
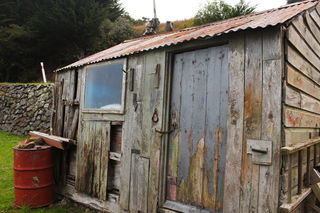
[
  {"x1": 56, "y1": 1, "x2": 317, "y2": 72},
  {"x1": 166, "y1": 45, "x2": 228, "y2": 212}
]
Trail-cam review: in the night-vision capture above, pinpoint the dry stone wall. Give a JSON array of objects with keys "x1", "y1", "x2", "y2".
[{"x1": 0, "y1": 83, "x2": 53, "y2": 135}]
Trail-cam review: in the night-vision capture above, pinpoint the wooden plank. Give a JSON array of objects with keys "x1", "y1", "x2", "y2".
[
  {"x1": 99, "y1": 122, "x2": 110, "y2": 200},
  {"x1": 287, "y1": 63, "x2": 320, "y2": 100},
  {"x1": 284, "y1": 107, "x2": 320, "y2": 128},
  {"x1": 129, "y1": 154, "x2": 150, "y2": 212},
  {"x1": 286, "y1": 44, "x2": 320, "y2": 86},
  {"x1": 120, "y1": 55, "x2": 141, "y2": 210},
  {"x1": 284, "y1": 84, "x2": 301, "y2": 109},
  {"x1": 310, "y1": 10, "x2": 320, "y2": 29},
  {"x1": 281, "y1": 137, "x2": 320, "y2": 154},
  {"x1": 301, "y1": 93, "x2": 320, "y2": 115},
  {"x1": 223, "y1": 33, "x2": 245, "y2": 213},
  {"x1": 259, "y1": 28, "x2": 282, "y2": 213},
  {"x1": 305, "y1": 11, "x2": 320, "y2": 46},
  {"x1": 286, "y1": 25, "x2": 320, "y2": 71},
  {"x1": 240, "y1": 30, "x2": 263, "y2": 213},
  {"x1": 284, "y1": 128, "x2": 320, "y2": 146},
  {"x1": 292, "y1": 15, "x2": 320, "y2": 59},
  {"x1": 279, "y1": 188, "x2": 312, "y2": 213},
  {"x1": 311, "y1": 183, "x2": 320, "y2": 201}
]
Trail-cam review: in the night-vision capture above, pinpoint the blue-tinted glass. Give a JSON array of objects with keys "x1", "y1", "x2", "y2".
[{"x1": 84, "y1": 61, "x2": 123, "y2": 110}]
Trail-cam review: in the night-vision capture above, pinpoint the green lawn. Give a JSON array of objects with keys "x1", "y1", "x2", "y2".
[{"x1": 0, "y1": 131, "x2": 93, "y2": 213}]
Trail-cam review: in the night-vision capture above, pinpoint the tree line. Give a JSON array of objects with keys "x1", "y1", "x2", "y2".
[{"x1": 0, "y1": 0, "x2": 302, "y2": 82}]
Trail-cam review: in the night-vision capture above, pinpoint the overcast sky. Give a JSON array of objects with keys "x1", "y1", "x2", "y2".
[{"x1": 119, "y1": 0, "x2": 288, "y2": 22}]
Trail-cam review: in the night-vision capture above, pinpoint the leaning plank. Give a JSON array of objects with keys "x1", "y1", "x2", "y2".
[
  {"x1": 223, "y1": 33, "x2": 245, "y2": 213},
  {"x1": 29, "y1": 131, "x2": 73, "y2": 149},
  {"x1": 281, "y1": 137, "x2": 320, "y2": 154},
  {"x1": 279, "y1": 188, "x2": 312, "y2": 213},
  {"x1": 311, "y1": 183, "x2": 320, "y2": 201},
  {"x1": 284, "y1": 107, "x2": 320, "y2": 128},
  {"x1": 287, "y1": 63, "x2": 320, "y2": 100},
  {"x1": 292, "y1": 15, "x2": 320, "y2": 59},
  {"x1": 286, "y1": 25, "x2": 320, "y2": 71}
]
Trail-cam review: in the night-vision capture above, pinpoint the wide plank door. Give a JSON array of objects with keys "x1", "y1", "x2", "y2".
[{"x1": 166, "y1": 45, "x2": 228, "y2": 212}]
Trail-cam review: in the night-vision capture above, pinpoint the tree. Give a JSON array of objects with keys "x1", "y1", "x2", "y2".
[
  {"x1": 194, "y1": 0, "x2": 256, "y2": 26},
  {"x1": 0, "y1": 0, "x2": 135, "y2": 82},
  {"x1": 287, "y1": 0, "x2": 303, "y2": 4}
]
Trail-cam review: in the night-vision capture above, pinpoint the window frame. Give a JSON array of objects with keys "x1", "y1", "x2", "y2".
[{"x1": 82, "y1": 58, "x2": 127, "y2": 114}]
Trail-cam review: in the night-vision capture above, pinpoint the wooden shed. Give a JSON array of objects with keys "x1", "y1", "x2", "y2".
[{"x1": 52, "y1": 1, "x2": 320, "y2": 212}]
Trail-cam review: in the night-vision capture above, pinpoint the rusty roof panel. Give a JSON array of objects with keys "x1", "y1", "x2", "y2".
[{"x1": 57, "y1": 0, "x2": 319, "y2": 72}]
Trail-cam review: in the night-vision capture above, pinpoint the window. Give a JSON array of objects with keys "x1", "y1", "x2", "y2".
[{"x1": 84, "y1": 60, "x2": 125, "y2": 112}]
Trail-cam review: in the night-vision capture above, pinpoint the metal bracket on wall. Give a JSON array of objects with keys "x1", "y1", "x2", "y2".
[{"x1": 247, "y1": 139, "x2": 273, "y2": 166}]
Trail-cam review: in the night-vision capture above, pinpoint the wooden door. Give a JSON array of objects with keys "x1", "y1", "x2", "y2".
[
  {"x1": 76, "y1": 120, "x2": 110, "y2": 200},
  {"x1": 166, "y1": 45, "x2": 228, "y2": 212}
]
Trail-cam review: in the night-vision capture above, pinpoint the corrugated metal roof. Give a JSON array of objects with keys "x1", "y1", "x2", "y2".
[{"x1": 56, "y1": 0, "x2": 319, "y2": 72}]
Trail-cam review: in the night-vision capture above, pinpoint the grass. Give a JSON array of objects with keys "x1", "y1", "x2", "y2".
[{"x1": 0, "y1": 131, "x2": 93, "y2": 213}]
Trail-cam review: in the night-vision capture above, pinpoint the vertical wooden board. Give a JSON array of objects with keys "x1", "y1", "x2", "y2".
[
  {"x1": 129, "y1": 153, "x2": 138, "y2": 211},
  {"x1": 259, "y1": 28, "x2": 282, "y2": 213},
  {"x1": 204, "y1": 47, "x2": 220, "y2": 210},
  {"x1": 177, "y1": 50, "x2": 194, "y2": 196},
  {"x1": 240, "y1": 31, "x2": 263, "y2": 213},
  {"x1": 120, "y1": 55, "x2": 140, "y2": 210},
  {"x1": 215, "y1": 45, "x2": 229, "y2": 212},
  {"x1": 223, "y1": 34, "x2": 245, "y2": 213},
  {"x1": 138, "y1": 157, "x2": 150, "y2": 212},
  {"x1": 99, "y1": 122, "x2": 110, "y2": 200},
  {"x1": 147, "y1": 51, "x2": 166, "y2": 213},
  {"x1": 286, "y1": 25, "x2": 320, "y2": 71},
  {"x1": 286, "y1": 44, "x2": 320, "y2": 86},
  {"x1": 129, "y1": 154, "x2": 150, "y2": 213}
]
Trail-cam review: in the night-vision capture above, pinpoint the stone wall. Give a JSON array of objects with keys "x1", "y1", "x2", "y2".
[{"x1": 0, "y1": 83, "x2": 53, "y2": 135}]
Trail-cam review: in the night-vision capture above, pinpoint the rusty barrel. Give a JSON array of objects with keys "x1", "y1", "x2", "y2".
[{"x1": 13, "y1": 145, "x2": 54, "y2": 208}]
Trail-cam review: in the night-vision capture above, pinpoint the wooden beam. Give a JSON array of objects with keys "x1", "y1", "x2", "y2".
[
  {"x1": 279, "y1": 188, "x2": 312, "y2": 213},
  {"x1": 281, "y1": 137, "x2": 320, "y2": 154}
]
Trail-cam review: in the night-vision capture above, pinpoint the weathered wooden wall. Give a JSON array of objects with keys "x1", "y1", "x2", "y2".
[
  {"x1": 53, "y1": 69, "x2": 80, "y2": 187},
  {"x1": 282, "y1": 4, "x2": 320, "y2": 210},
  {"x1": 223, "y1": 27, "x2": 282, "y2": 213}
]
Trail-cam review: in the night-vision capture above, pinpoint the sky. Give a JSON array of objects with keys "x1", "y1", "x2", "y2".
[{"x1": 119, "y1": 0, "x2": 288, "y2": 22}]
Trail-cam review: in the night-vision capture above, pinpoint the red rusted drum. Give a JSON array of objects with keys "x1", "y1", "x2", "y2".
[{"x1": 13, "y1": 145, "x2": 54, "y2": 208}]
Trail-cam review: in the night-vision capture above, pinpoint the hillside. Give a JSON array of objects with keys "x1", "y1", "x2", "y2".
[{"x1": 134, "y1": 18, "x2": 194, "y2": 36}]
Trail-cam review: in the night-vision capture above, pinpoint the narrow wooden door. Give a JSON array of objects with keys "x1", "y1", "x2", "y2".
[{"x1": 166, "y1": 45, "x2": 228, "y2": 212}]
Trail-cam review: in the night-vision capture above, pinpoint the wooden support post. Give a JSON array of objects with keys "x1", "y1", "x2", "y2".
[
  {"x1": 314, "y1": 145, "x2": 317, "y2": 167},
  {"x1": 307, "y1": 147, "x2": 311, "y2": 186},
  {"x1": 288, "y1": 154, "x2": 292, "y2": 203},
  {"x1": 298, "y1": 151, "x2": 302, "y2": 195}
]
